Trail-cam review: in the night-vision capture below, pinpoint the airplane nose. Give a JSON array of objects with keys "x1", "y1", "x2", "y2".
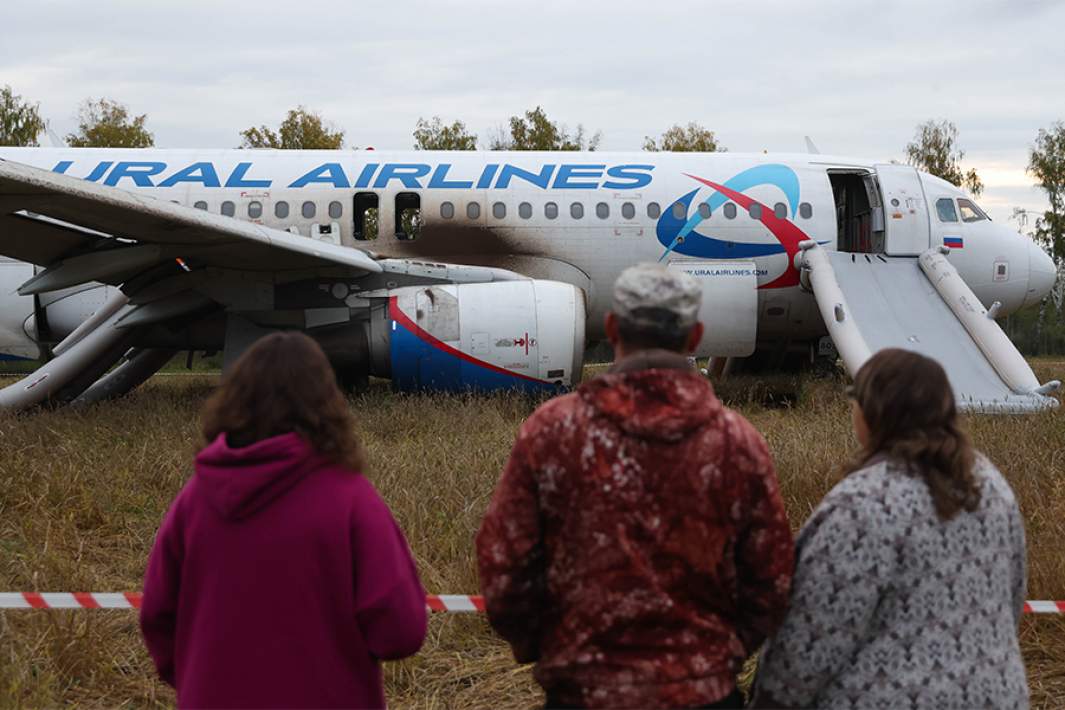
[{"x1": 1026, "y1": 240, "x2": 1058, "y2": 306}]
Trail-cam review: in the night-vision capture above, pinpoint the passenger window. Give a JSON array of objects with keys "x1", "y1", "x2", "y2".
[
  {"x1": 622, "y1": 202, "x2": 635, "y2": 219},
  {"x1": 647, "y1": 202, "x2": 661, "y2": 218},
  {"x1": 440, "y1": 201, "x2": 455, "y2": 219},
  {"x1": 275, "y1": 201, "x2": 289, "y2": 219},
  {"x1": 354, "y1": 192, "x2": 379, "y2": 240},
  {"x1": 936, "y1": 198, "x2": 959, "y2": 223},
  {"x1": 302, "y1": 201, "x2": 316, "y2": 219},
  {"x1": 698, "y1": 203, "x2": 710, "y2": 219},
  {"x1": 492, "y1": 202, "x2": 506, "y2": 219},
  {"x1": 749, "y1": 203, "x2": 762, "y2": 220},
  {"x1": 467, "y1": 202, "x2": 480, "y2": 220},
  {"x1": 799, "y1": 202, "x2": 812, "y2": 219},
  {"x1": 519, "y1": 202, "x2": 532, "y2": 219},
  {"x1": 773, "y1": 202, "x2": 787, "y2": 219},
  {"x1": 396, "y1": 192, "x2": 420, "y2": 240},
  {"x1": 571, "y1": 202, "x2": 584, "y2": 219},
  {"x1": 328, "y1": 201, "x2": 343, "y2": 219},
  {"x1": 957, "y1": 198, "x2": 988, "y2": 223},
  {"x1": 671, "y1": 202, "x2": 685, "y2": 219},
  {"x1": 248, "y1": 201, "x2": 262, "y2": 218},
  {"x1": 723, "y1": 203, "x2": 737, "y2": 219},
  {"x1": 545, "y1": 202, "x2": 558, "y2": 219},
  {"x1": 596, "y1": 202, "x2": 609, "y2": 219},
  {"x1": 193, "y1": 200, "x2": 208, "y2": 211},
  {"x1": 221, "y1": 201, "x2": 235, "y2": 217}
]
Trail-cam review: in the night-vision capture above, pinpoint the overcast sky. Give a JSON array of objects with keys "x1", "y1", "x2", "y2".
[{"x1": 3, "y1": 0, "x2": 1062, "y2": 223}]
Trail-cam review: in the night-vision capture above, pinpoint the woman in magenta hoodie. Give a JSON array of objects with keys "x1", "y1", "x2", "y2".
[{"x1": 140, "y1": 332, "x2": 428, "y2": 709}]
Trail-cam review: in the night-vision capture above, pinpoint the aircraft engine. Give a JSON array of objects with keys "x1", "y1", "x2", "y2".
[{"x1": 365, "y1": 279, "x2": 586, "y2": 393}]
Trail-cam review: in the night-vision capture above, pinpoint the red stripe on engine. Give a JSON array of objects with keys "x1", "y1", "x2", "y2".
[{"x1": 388, "y1": 296, "x2": 551, "y2": 385}]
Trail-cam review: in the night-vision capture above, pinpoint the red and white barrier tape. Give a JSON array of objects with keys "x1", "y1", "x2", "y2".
[
  {"x1": 1, "y1": 593, "x2": 1063, "y2": 615},
  {"x1": 0, "y1": 592, "x2": 485, "y2": 613}
]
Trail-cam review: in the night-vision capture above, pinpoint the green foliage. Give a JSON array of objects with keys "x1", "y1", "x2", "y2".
[
  {"x1": 643, "y1": 122, "x2": 725, "y2": 152},
  {"x1": 66, "y1": 98, "x2": 154, "y2": 148},
  {"x1": 413, "y1": 116, "x2": 477, "y2": 150},
  {"x1": 1021, "y1": 121, "x2": 1065, "y2": 354},
  {"x1": 490, "y1": 106, "x2": 600, "y2": 151},
  {"x1": 1005, "y1": 302, "x2": 1065, "y2": 356},
  {"x1": 240, "y1": 107, "x2": 344, "y2": 149},
  {"x1": 1029, "y1": 122, "x2": 1065, "y2": 266},
  {"x1": 0, "y1": 86, "x2": 46, "y2": 146},
  {"x1": 904, "y1": 119, "x2": 983, "y2": 197}
]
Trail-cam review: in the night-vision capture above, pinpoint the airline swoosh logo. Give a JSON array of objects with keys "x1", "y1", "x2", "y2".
[{"x1": 656, "y1": 164, "x2": 817, "y2": 289}]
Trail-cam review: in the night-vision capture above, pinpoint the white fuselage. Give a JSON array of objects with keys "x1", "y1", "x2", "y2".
[{"x1": 0, "y1": 148, "x2": 1055, "y2": 360}]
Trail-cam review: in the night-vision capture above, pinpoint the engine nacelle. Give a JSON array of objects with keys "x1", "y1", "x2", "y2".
[
  {"x1": 0, "y1": 259, "x2": 39, "y2": 360},
  {"x1": 367, "y1": 280, "x2": 586, "y2": 393}
]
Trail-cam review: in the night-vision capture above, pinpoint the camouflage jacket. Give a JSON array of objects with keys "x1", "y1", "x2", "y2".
[{"x1": 477, "y1": 351, "x2": 794, "y2": 709}]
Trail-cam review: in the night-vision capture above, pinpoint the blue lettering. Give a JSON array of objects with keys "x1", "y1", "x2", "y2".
[
  {"x1": 84, "y1": 161, "x2": 114, "y2": 183},
  {"x1": 51, "y1": 160, "x2": 73, "y2": 174},
  {"x1": 353, "y1": 163, "x2": 379, "y2": 189},
  {"x1": 428, "y1": 164, "x2": 474, "y2": 189},
  {"x1": 289, "y1": 162, "x2": 350, "y2": 188},
  {"x1": 603, "y1": 164, "x2": 655, "y2": 190},
  {"x1": 103, "y1": 162, "x2": 167, "y2": 187},
  {"x1": 158, "y1": 162, "x2": 221, "y2": 188},
  {"x1": 553, "y1": 164, "x2": 605, "y2": 189},
  {"x1": 495, "y1": 164, "x2": 555, "y2": 189},
  {"x1": 476, "y1": 164, "x2": 499, "y2": 189},
  {"x1": 373, "y1": 163, "x2": 430, "y2": 189},
  {"x1": 224, "y1": 162, "x2": 272, "y2": 188}
]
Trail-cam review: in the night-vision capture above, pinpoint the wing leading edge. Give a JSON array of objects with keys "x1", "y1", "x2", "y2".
[{"x1": 0, "y1": 158, "x2": 382, "y2": 274}]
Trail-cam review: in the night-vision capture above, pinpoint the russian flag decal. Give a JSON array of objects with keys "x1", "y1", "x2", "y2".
[{"x1": 943, "y1": 236, "x2": 964, "y2": 249}]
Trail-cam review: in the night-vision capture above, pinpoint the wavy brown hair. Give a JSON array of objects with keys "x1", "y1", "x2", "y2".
[
  {"x1": 846, "y1": 348, "x2": 979, "y2": 520},
  {"x1": 201, "y1": 332, "x2": 364, "y2": 470}
]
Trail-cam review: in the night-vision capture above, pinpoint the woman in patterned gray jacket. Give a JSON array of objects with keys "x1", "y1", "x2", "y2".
[{"x1": 753, "y1": 348, "x2": 1028, "y2": 709}]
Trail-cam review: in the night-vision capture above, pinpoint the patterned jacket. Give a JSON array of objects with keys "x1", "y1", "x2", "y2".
[
  {"x1": 476, "y1": 351, "x2": 794, "y2": 709},
  {"x1": 754, "y1": 456, "x2": 1028, "y2": 709}
]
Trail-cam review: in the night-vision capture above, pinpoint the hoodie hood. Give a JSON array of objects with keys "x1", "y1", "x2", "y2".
[
  {"x1": 195, "y1": 432, "x2": 325, "y2": 521},
  {"x1": 580, "y1": 350, "x2": 723, "y2": 442}
]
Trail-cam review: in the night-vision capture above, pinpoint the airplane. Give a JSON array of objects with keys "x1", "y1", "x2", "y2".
[{"x1": 0, "y1": 147, "x2": 1058, "y2": 412}]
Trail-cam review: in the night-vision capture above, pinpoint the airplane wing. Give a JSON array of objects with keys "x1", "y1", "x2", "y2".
[{"x1": 0, "y1": 158, "x2": 382, "y2": 276}]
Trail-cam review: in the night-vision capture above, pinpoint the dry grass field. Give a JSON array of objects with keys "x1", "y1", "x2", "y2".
[{"x1": 1, "y1": 361, "x2": 1063, "y2": 708}]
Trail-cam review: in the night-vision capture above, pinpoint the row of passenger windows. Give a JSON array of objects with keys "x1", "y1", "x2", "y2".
[
  {"x1": 193, "y1": 199, "x2": 345, "y2": 220},
  {"x1": 439, "y1": 199, "x2": 815, "y2": 221},
  {"x1": 935, "y1": 197, "x2": 988, "y2": 224},
  {"x1": 191, "y1": 196, "x2": 815, "y2": 223}
]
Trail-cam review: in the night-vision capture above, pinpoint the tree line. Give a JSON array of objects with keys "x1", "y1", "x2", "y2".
[{"x1": 1, "y1": 85, "x2": 1062, "y2": 354}]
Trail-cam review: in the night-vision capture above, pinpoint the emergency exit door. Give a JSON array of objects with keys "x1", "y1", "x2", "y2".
[{"x1": 875, "y1": 164, "x2": 931, "y2": 256}]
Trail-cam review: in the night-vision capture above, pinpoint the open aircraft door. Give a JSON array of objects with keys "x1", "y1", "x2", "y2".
[{"x1": 875, "y1": 164, "x2": 931, "y2": 256}]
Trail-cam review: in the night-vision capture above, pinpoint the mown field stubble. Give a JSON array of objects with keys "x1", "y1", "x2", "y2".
[{"x1": 1, "y1": 362, "x2": 1063, "y2": 708}]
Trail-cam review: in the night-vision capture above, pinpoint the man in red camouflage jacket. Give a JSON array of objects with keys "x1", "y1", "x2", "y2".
[{"x1": 477, "y1": 263, "x2": 794, "y2": 709}]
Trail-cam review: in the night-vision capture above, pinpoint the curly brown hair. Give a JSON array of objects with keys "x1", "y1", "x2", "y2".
[
  {"x1": 845, "y1": 348, "x2": 979, "y2": 520},
  {"x1": 200, "y1": 332, "x2": 364, "y2": 471}
]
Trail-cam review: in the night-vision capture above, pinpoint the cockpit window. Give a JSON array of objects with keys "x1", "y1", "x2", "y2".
[
  {"x1": 936, "y1": 198, "x2": 958, "y2": 222},
  {"x1": 957, "y1": 198, "x2": 988, "y2": 223}
]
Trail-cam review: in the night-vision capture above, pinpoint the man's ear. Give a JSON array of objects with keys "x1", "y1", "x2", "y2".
[
  {"x1": 685, "y1": 322, "x2": 704, "y2": 353},
  {"x1": 605, "y1": 312, "x2": 620, "y2": 346}
]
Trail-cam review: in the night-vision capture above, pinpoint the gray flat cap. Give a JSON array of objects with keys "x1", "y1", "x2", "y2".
[{"x1": 612, "y1": 263, "x2": 702, "y2": 328}]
